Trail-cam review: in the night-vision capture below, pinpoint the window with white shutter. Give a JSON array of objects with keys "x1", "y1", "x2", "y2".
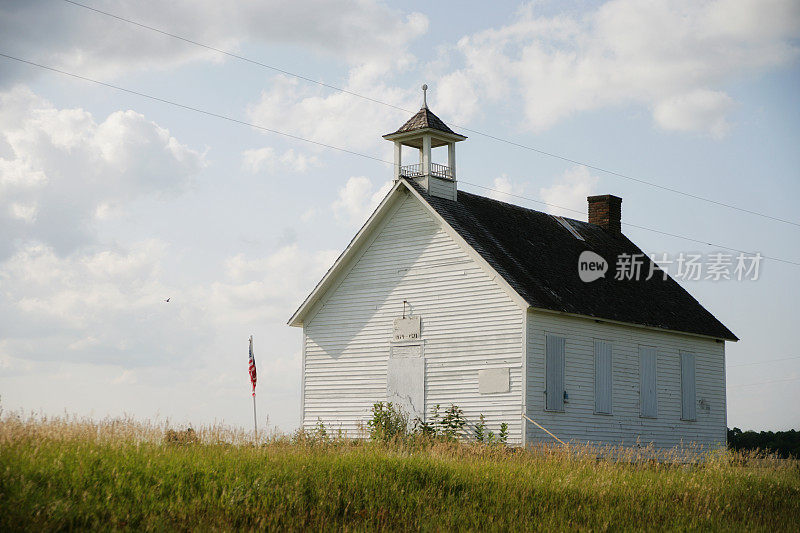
[
  {"x1": 639, "y1": 346, "x2": 658, "y2": 418},
  {"x1": 681, "y1": 352, "x2": 697, "y2": 421},
  {"x1": 545, "y1": 335, "x2": 565, "y2": 412},
  {"x1": 594, "y1": 340, "x2": 612, "y2": 414}
]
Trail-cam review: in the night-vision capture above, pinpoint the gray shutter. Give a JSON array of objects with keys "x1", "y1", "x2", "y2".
[
  {"x1": 681, "y1": 352, "x2": 697, "y2": 421},
  {"x1": 639, "y1": 346, "x2": 658, "y2": 417},
  {"x1": 594, "y1": 340, "x2": 612, "y2": 414},
  {"x1": 546, "y1": 335, "x2": 565, "y2": 411}
]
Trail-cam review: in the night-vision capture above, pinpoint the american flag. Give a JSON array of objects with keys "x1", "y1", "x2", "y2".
[{"x1": 248, "y1": 336, "x2": 257, "y2": 393}]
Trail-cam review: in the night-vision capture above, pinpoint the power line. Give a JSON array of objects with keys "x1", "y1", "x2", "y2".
[
  {"x1": 733, "y1": 376, "x2": 800, "y2": 388},
  {"x1": 58, "y1": 0, "x2": 800, "y2": 229},
  {"x1": 0, "y1": 53, "x2": 389, "y2": 166},
  {"x1": 620, "y1": 223, "x2": 798, "y2": 265},
  {"x1": 59, "y1": 0, "x2": 408, "y2": 114},
  {"x1": 457, "y1": 182, "x2": 800, "y2": 266},
  {"x1": 458, "y1": 181, "x2": 584, "y2": 215},
  {"x1": 729, "y1": 356, "x2": 800, "y2": 368},
  {"x1": 3, "y1": 51, "x2": 799, "y2": 268}
]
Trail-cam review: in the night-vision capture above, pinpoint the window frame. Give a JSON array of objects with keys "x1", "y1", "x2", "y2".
[
  {"x1": 680, "y1": 351, "x2": 697, "y2": 422},
  {"x1": 639, "y1": 345, "x2": 658, "y2": 419},
  {"x1": 544, "y1": 333, "x2": 566, "y2": 413},
  {"x1": 593, "y1": 339, "x2": 613, "y2": 415}
]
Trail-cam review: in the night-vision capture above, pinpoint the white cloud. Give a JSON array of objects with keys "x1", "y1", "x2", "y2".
[
  {"x1": 237, "y1": 1, "x2": 431, "y2": 154},
  {"x1": 8, "y1": 203, "x2": 38, "y2": 223},
  {"x1": 300, "y1": 208, "x2": 318, "y2": 223},
  {"x1": 0, "y1": 231, "x2": 338, "y2": 432},
  {"x1": 332, "y1": 176, "x2": 393, "y2": 226},
  {"x1": 247, "y1": 75, "x2": 417, "y2": 152},
  {"x1": 112, "y1": 369, "x2": 137, "y2": 385},
  {"x1": 539, "y1": 166, "x2": 599, "y2": 218},
  {"x1": 0, "y1": 1, "x2": 428, "y2": 82},
  {"x1": 652, "y1": 90, "x2": 735, "y2": 138},
  {"x1": 242, "y1": 147, "x2": 319, "y2": 174},
  {"x1": 206, "y1": 245, "x2": 340, "y2": 325},
  {"x1": 0, "y1": 86, "x2": 204, "y2": 257},
  {"x1": 438, "y1": 0, "x2": 800, "y2": 135},
  {"x1": 0, "y1": 239, "x2": 337, "y2": 373},
  {"x1": 2, "y1": 2, "x2": 430, "y2": 162},
  {"x1": 0, "y1": 240, "x2": 175, "y2": 363},
  {"x1": 486, "y1": 174, "x2": 526, "y2": 202}
]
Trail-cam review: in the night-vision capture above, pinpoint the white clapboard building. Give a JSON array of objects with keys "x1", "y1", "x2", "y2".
[{"x1": 288, "y1": 94, "x2": 737, "y2": 448}]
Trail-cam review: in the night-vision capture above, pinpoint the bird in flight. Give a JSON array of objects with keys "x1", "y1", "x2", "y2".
[{"x1": 164, "y1": 297, "x2": 170, "y2": 303}]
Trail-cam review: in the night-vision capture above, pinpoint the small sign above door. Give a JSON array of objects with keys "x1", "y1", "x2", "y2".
[{"x1": 393, "y1": 316, "x2": 421, "y2": 341}]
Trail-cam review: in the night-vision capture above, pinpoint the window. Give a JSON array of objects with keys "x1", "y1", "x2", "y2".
[
  {"x1": 681, "y1": 352, "x2": 697, "y2": 421},
  {"x1": 545, "y1": 334, "x2": 565, "y2": 411},
  {"x1": 594, "y1": 340, "x2": 612, "y2": 414},
  {"x1": 639, "y1": 346, "x2": 658, "y2": 418}
]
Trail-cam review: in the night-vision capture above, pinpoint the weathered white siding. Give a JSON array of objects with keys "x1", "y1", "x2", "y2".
[
  {"x1": 525, "y1": 310, "x2": 727, "y2": 450},
  {"x1": 303, "y1": 190, "x2": 525, "y2": 442},
  {"x1": 427, "y1": 176, "x2": 457, "y2": 200}
]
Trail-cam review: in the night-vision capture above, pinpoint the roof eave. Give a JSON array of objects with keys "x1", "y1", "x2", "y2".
[
  {"x1": 527, "y1": 306, "x2": 738, "y2": 342},
  {"x1": 382, "y1": 128, "x2": 467, "y2": 143}
]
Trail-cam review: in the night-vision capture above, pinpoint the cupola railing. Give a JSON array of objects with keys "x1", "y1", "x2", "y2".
[{"x1": 400, "y1": 162, "x2": 454, "y2": 180}]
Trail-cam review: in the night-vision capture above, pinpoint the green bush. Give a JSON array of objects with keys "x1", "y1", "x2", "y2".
[
  {"x1": 474, "y1": 414, "x2": 487, "y2": 442},
  {"x1": 367, "y1": 402, "x2": 408, "y2": 442}
]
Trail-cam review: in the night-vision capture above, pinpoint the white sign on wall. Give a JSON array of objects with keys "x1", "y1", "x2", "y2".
[
  {"x1": 393, "y1": 316, "x2": 421, "y2": 341},
  {"x1": 478, "y1": 368, "x2": 510, "y2": 394}
]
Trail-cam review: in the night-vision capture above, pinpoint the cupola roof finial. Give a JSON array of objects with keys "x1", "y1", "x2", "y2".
[{"x1": 383, "y1": 84, "x2": 466, "y2": 140}]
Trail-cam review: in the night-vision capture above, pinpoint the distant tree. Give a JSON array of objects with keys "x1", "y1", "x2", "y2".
[{"x1": 728, "y1": 427, "x2": 800, "y2": 459}]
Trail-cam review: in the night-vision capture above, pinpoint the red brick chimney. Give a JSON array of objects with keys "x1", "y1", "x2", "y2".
[{"x1": 588, "y1": 195, "x2": 622, "y2": 233}]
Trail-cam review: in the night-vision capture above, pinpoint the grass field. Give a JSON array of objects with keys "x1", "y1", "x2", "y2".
[{"x1": 1, "y1": 414, "x2": 799, "y2": 531}]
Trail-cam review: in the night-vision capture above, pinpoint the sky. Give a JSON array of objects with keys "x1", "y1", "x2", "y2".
[{"x1": 0, "y1": 0, "x2": 798, "y2": 433}]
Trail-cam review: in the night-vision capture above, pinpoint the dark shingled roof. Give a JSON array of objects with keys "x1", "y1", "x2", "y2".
[
  {"x1": 410, "y1": 181, "x2": 737, "y2": 341},
  {"x1": 390, "y1": 107, "x2": 458, "y2": 136}
]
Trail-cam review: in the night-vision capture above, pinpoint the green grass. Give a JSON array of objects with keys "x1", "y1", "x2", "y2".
[{"x1": 1, "y1": 415, "x2": 798, "y2": 531}]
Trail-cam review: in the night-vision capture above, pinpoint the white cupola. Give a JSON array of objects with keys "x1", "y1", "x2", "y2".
[{"x1": 383, "y1": 84, "x2": 467, "y2": 201}]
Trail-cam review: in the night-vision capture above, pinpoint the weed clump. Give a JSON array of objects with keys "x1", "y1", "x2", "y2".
[
  {"x1": 365, "y1": 401, "x2": 509, "y2": 447},
  {"x1": 164, "y1": 428, "x2": 198, "y2": 445}
]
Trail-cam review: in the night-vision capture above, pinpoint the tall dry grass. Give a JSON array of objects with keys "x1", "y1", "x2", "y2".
[{"x1": 1, "y1": 411, "x2": 798, "y2": 531}]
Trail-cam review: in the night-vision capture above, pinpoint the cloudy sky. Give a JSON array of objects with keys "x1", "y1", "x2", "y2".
[{"x1": 1, "y1": 0, "x2": 798, "y2": 433}]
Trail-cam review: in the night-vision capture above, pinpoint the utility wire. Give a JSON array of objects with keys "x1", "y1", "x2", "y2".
[
  {"x1": 733, "y1": 376, "x2": 800, "y2": 388},
  {"x1": 58, "y1": 0, "x2": 800, "y2": 229},
  {"x1": 412, "y1": 178, "x2": 800, "y2": 266},
  {"x1": 728, "y1": 356, "x2": 800, "y2": 368},
  {"x1": 3, "y1": 51, "x2": 799, "y2": 268},
  {"x1": 457, "y1": 182, "x2": 800, "y2": 266},
  {"x1": 59, "y1": 0, "x2": 409, "y2": 114},
  {"x1": 0, "y1": 53, "x2": 389, "y2": 166},
  {"x1": 458, "y1": 181, "x2": 584, "y2": 215}
]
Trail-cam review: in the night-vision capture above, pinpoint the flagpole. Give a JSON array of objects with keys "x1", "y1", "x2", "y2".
[
  {"x1": 252, "y1": 389, "x2": 258, "y2": 443},
  {"x1": 249, "y1": 335, "x2": 258, "y2": 444}
]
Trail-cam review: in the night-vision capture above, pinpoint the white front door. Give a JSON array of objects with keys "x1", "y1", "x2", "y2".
[{"x1": 387, "y1": 342, "x2": 425, "y2": 422}]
